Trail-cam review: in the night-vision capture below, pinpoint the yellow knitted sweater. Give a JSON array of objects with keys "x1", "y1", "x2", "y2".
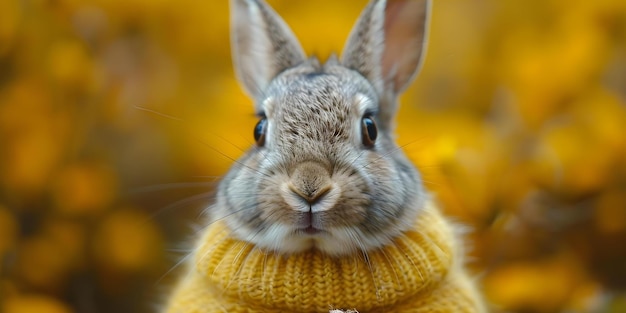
[{"x1": 165, "y1": 200, "x2": 485, "y2": 312}]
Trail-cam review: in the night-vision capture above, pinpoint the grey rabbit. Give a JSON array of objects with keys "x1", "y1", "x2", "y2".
[{"x1": 164, "y1": 0, "x2": 486, "y2": 312}]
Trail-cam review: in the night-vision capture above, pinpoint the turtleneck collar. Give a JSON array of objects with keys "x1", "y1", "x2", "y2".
[{"x1": 182, "y1": 200, "x2": 458, "y2": 312}]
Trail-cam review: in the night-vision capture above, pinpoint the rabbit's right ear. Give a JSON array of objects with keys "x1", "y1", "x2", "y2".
[
  {"x1": 230, "y1": 0, "x2": 307, "y2": 101},
  {"x1": 342, "y1": 0, "x2": 430, "y2": 126}
]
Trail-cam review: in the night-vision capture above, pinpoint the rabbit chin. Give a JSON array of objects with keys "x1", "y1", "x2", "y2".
[{"x1": 244, "y1": 223, "x2": 393, "y2": 256}]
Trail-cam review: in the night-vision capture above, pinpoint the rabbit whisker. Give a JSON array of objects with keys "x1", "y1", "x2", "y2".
[
  {"x1": 155, "y1": 251, "x2": 193, "y2": 285},
  {"x1": 128, "y1": 181, "x2": 219, "y2": 195},
  {"x1": 398, "y1": 238, "x2": 426, "y2": 282},
  {"x1": 346, "y1": 227, "x2": 381, "y2": 300},
  {"x1": 140, "y1": 191, "x2": 215, "y2": 226}
]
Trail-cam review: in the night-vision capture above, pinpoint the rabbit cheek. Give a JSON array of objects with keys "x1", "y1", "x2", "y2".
[
  {"x1": 358, "y1": 156, "x2": 407, "y2": 222},
  {"x1": 256, "y1": 180, "x2": 295, "y2": 226},
  {"x1": 321, "y1": 170, "x2": 371, "y2": 228},
  {"x1": 327, "y1": 190, "x2": 369, "y2": 228}
]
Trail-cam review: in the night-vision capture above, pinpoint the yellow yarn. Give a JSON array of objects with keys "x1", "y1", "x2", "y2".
[{"x1": 165, "y1": 200, "x2": 485, "y2": 312}]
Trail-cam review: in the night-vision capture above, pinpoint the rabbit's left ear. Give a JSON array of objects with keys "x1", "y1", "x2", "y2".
[
  {"x1": 342, "y1": 0, "x2": 430, "y2": 108},
  {"x1": 230, "y1": 0, "x2": 307, "y2": 101}
]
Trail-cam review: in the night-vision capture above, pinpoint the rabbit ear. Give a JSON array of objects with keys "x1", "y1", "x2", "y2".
[
  {"x1": 342, "y1": 0, "x2": 430, "y2": 108},
  {"x1": 230, "y1": 0, "x2": 307, "y2": 99}
]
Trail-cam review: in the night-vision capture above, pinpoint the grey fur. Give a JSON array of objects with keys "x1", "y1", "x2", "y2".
[{"x1": 216, "y1": 0, "x2": 431, "y2": 256}]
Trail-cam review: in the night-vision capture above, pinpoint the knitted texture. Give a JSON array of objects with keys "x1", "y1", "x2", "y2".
[{"x1": 165, "y1": 200, "x2": 485, "y2": 312}]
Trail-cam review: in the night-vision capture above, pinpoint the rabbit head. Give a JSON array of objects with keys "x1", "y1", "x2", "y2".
[{"x1": 213, "y1": 0, "x2": 431, "y2": 256}]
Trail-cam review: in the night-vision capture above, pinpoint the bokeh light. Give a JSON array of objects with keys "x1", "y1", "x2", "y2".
[{"x1": 1, "y1": 0, "x2": 625, "y2": 312}]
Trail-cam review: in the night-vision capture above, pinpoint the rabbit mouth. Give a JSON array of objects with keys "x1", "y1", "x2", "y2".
[
  {"x1": 293, "y1": 212, "x2": 327, "y2": 236},
  {"x1": 295, "y1": 225, "x2": 323, "y2": 235}
]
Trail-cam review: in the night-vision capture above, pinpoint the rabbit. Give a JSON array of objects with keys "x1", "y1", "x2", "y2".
[{"x1": 164, "y1": 0, "x2": 486, "y2": 312}]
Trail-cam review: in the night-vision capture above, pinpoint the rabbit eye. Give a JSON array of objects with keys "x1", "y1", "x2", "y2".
[
  {"x1": 254, "y1": 117, "x2": 267, "y2": 146},
  {"x1": 361, "y1": 115, "x2": 377, "y2": 147}
]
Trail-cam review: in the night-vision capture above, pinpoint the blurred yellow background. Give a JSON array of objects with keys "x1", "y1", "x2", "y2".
[{"x1": 1, "y1": 0, "x2": 626, "y2": 312}]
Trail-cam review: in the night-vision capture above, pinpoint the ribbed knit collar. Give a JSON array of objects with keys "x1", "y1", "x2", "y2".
[{"x1": 189, "y1": 201, "x2": 456, "y2": 312}]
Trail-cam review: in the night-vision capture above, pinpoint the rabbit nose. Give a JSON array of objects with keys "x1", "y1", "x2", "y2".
[
  {"x1": 290, "y1": 184, "x2": 331, "y2": 205},
  {"x1": 289, "y1": 161, "x2": 332, "y2": 205}
]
